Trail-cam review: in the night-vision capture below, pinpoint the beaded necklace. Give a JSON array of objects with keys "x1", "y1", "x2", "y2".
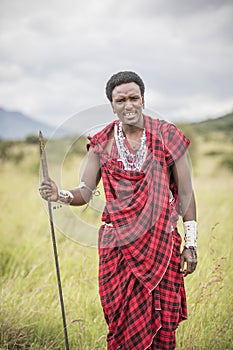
[{"x1": 114, "y1": 122, "x2": 147, "y2": 171}]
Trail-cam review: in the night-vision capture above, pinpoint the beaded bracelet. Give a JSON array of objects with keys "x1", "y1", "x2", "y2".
[
  {"x1": 183, "y1": 220, "x2": 197, "y2": 248},
  {"x1": 57, "y1": 189, "x2": 74, "y2": 205}
]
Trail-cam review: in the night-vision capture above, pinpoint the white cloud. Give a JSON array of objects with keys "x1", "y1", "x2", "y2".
[{"x1": 0, "y1": 0, "x2": 232, "y2": 125}]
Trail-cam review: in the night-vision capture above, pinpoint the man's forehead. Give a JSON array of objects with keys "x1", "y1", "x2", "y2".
[{"x1": 112, "y1": 82, "x2": 141, "y2": 96}]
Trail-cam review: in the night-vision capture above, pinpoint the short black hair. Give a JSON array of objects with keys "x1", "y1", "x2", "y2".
[{"x1": 105, "y1": 71, "x2": 145, "y2": 102}]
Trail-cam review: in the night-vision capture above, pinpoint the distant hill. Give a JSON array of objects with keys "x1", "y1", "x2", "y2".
[
  {"x1": 1, "y1": 106, "x2": 232, "y2": 141},
  {"x1": 191, "y1": 111, "x2": 233, "y2": 134},
  {"x1": 0, "y1": 107, "x2": 66, "y2": 140}
]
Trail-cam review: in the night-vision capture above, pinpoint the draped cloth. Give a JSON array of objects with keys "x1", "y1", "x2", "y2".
[{"x1": 89, "y1": 115, "x2": 190, "y2": 349}]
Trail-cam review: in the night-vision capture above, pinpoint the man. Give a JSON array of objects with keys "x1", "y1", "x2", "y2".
[{"x1": 40, "y1": 71, "x2": 197, "y2": 349}]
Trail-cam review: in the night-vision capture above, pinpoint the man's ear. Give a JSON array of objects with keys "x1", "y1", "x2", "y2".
[
  {"x1": 142, "y1": 96, "x2": 145, "y2": 108},
  {"x1": 111, "y1": 103, "x2": 116, "y2": 114}
]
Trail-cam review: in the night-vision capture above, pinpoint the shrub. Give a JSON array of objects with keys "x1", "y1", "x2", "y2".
[{"x1": 220, "y1": 153, "x2": 233, "y2": 171}]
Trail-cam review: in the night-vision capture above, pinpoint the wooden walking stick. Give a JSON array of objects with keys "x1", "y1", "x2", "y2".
[{"x1": 39, "y1": 131, "x2": 70, "y2": 350}]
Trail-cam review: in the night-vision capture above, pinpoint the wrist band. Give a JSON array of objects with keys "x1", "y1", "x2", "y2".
[
  {"x1": 77, "y1": 181, "x2": 99, "y2": 198},
  {"x1": 183, "y1": 220, "x2": 197, "y2": 248},
  {"x1": 57, "y1": 189, "x2": 74, "y2": 205}
]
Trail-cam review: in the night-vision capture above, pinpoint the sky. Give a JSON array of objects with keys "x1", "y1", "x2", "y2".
[{"x1": 0, "y1": 0, "x2": 233, "y2": 127}]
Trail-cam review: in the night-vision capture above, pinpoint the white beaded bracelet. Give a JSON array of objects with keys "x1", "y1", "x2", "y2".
[
  {"x1": 57, "y1": 189, "x2": 74, "y2": 205},
  {"x1": 183, "y1": 220, "x2": 197, "y2": 248}
]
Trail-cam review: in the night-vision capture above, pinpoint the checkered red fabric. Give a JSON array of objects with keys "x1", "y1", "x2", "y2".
[
  {"x1": 98, "y1": 229, "x2": 186, "y2": 349},
  {"x1": 89, "y1": 115, "x2": 190, "y2": 349}
]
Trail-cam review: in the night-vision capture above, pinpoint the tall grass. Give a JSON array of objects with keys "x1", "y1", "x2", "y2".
[{"x1": 0, "y1": 134, "x2": 232, "y2": 349}]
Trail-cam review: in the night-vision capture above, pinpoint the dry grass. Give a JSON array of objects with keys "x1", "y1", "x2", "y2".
[{"x1": 0, "y1": 132, "x2": 232, "y2": 349}]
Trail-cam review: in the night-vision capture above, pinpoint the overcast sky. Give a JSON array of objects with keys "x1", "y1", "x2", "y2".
[{"x1": 0, "y1": 0, "x2": 233, "y2": 127}]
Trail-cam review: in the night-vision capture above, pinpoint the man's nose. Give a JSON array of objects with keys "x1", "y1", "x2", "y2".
[{"x1": 125, "y1": 100, "x2": 133, "y2": 109}]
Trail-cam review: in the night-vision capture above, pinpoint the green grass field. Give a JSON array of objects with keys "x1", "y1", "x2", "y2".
[{"x1": 0, "y1": 126, "x2": 232, "y2": 349}]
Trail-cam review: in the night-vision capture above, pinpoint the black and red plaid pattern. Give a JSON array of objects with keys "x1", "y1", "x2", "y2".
[
  {"x1": 98, "y1": 229, "x2": 186, "y2": 349},
  {"x1": 89, "y1": 115, "x2": 190, "y2": 349}
]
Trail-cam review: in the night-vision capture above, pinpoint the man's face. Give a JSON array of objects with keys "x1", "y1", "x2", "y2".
[{"x1": 111, "y1": 82, "x2": 144, "y2": 127}]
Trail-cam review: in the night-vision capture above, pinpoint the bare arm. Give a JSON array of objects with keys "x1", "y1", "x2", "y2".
[
  {"x1": 171, "y1": 153, "x2": 198, "y2": 276},
  {"x1": 70, "y1": 147, "x2": 101, "y2": 205},
  {"x1": 172, "y1": 153, "x2": 196, "y2": 222},
  {"x1": 39, "y1": 147, "x2": 101, "y2": 206}
]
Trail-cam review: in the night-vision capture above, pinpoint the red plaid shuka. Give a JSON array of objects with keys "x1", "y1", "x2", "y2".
[{"x1": 89, "y1": 115, "x2": 190, "y2": 349}]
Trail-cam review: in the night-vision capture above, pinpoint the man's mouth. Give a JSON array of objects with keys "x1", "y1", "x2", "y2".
[{"x1": 125, "y1": 112, "x2": 136, "y2": 118}]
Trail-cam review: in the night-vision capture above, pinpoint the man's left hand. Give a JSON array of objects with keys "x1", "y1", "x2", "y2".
[{"x1": 180, "y1": 247, "x2": 197, "y2": 277}]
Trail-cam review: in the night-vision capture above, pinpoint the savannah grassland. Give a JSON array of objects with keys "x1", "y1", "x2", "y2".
[{"x1": 0, "y1": 117, "x2": 233, "y2": 349}]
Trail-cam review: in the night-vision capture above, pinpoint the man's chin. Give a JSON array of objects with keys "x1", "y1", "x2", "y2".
[{"x1": 123, "y1": 117, "x2": 143, "y2": 128}]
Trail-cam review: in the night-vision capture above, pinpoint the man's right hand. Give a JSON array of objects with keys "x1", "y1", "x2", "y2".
[{"x1": 39, "y1": 179, "x2": 58, "y2": 202}]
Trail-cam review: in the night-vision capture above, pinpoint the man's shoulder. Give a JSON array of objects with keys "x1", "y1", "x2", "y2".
[
  {"x1": 92, "y1": 120, "x2": 116, "y2": 139},
  {"x1": 144, "y1": 114, "x2": 174, "y2": 130},
  {"x1": 88, "y1": 120, "x2": 116, "y2": 149}
]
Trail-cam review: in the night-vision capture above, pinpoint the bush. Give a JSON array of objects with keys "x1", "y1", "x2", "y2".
[
  {"x1": 0, "y1": 141, "x2": 15, "y2": 161},
  {"x1": 220, "y1": 153, "x2": 233, "y2": 171},
  {"x1": 25, "y1": 135, "x2": 39, "y2": 144}
]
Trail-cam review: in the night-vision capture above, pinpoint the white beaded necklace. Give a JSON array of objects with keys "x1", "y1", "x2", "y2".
[{"x1": 114, "y1": 122, "x2": 147, "y2": 171}]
